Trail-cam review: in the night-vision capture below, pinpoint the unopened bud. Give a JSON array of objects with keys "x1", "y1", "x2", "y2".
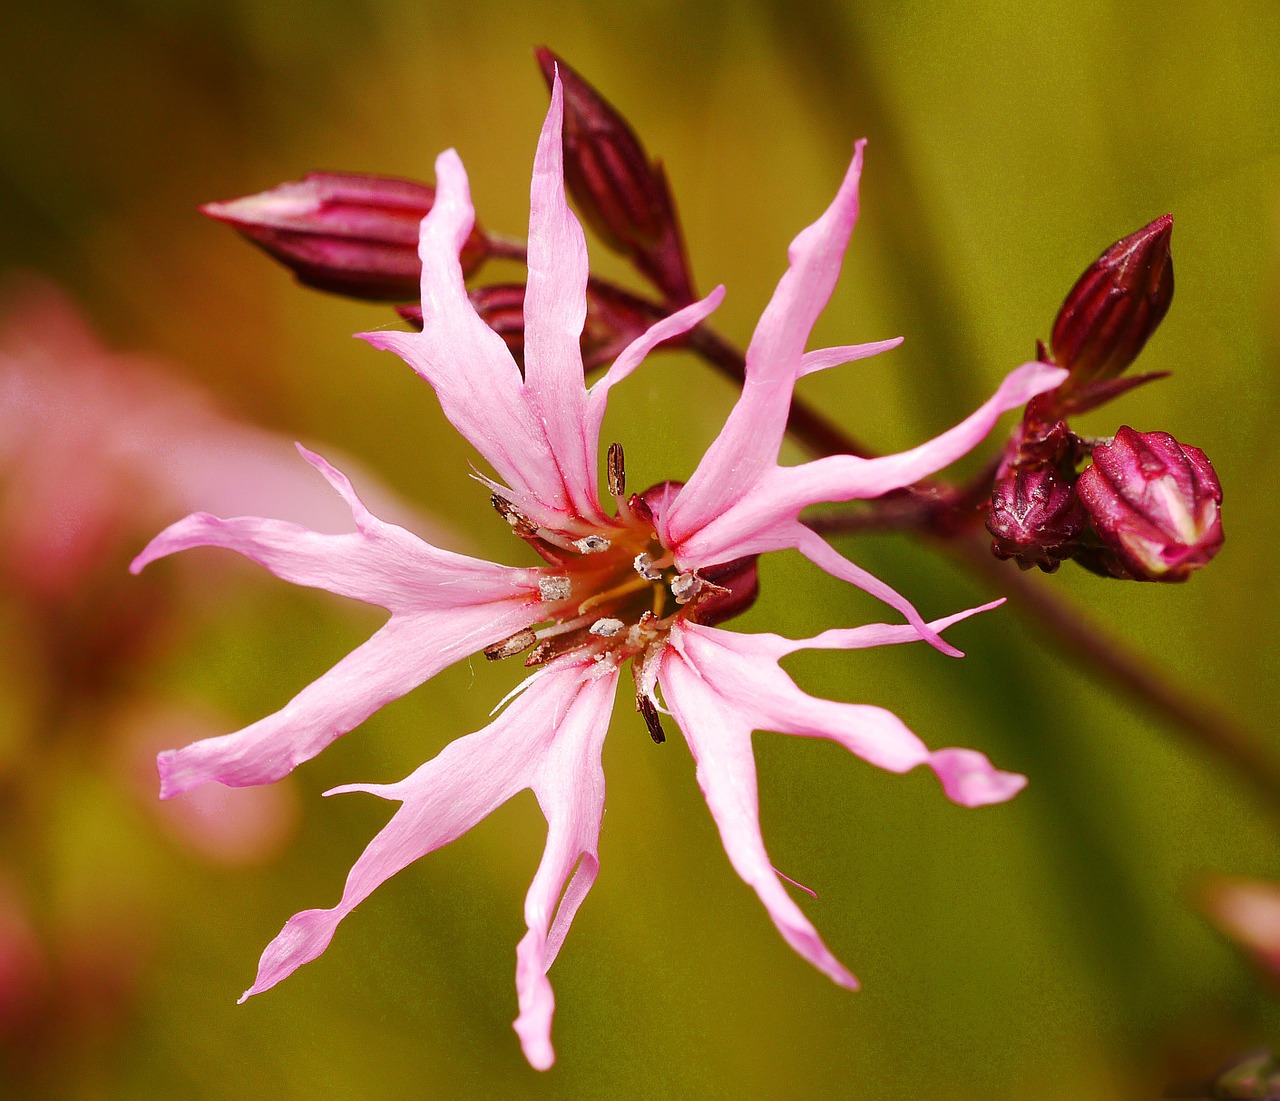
[
  {"x1": 690, "y1": 555, "x2": 760, "y2": 627},
  {"x1": 987, "y1": 463, "x2": 1087, "y2": 573},
  {"x1": 536, "y1": 48, "x2": 695, "y2": 305},
  {"x1": 1049, "y1": 214, "x2": 1174, "y2": 386},
  {"x1": 1076, "y1": 426, "x2": 1223, "y2": 581},
  {"x1": 202, "y1": 172, "x2": 488, "y2": 301},
  {"x1": 400, "y1": 278, "x2": 662, "y2": 372}
]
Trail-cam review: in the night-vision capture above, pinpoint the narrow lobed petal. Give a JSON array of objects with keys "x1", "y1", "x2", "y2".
[
  {"x1": 358, "y1": 149, "x2": 572, "y2": 523},
  {"x1": 797, "y1": 337, "x2": 903, "y2": 378},
  {"x1": 928, "y1": 747, "x2": 1027, "y2": 807},
  {"x1": 776, "y1": 361, "x2": 1068, "y2": 507},
  {"x1": 521, "y1": 71, "x2": 599, "y2": 523},
  {"x1": 239, "y1": 664, "x2": 616, "y2": 1010},
  {"x1": 658, "y1": 650, "x2": 859, "y2": 989},
  {"x1": 158, "y1": 600, "x2": 542, "y2": 796},
  {"x1": 664, "y1": 142, "x2": 866, "y2": 544},
  {"x1": 131, "y1": 446, "x2": 540, "y2": 613},
  {"x1": 513, "y1": 667, "x2": 617, "y2": 1070}
]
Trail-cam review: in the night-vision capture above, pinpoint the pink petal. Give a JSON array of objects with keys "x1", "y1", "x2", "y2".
[
  {"x1": 512, "y1": 668, "x2": 617, "y2": 1071},
  {"x1": 658, "y1": 645, "x2": 859, "y2": 990},
  {"x1": 669, "y1": 620, "x2": 1029, "y2": 805},
  {"x1": 791, "y1": 525, "x2": 961, "y2": 657},
  {"x1": 157, "y1": 600, "x2": 541, "y2": 795},
  {"x1": 240, "y1": 664, "x2": 619, "y2": 1075},
  {"x1": 131, "y1": 446, "x2": 540, "y2": 612},
  {"x1": 240, "y1": 665, "x2": 617, "y2": 1007},
  {"x1": 359, "y1": 151, "x2": 572, "y2": 524},
  {"x1": 584, "y1": 286, "x2": 725, "y2": 466},
  {"x1": 928, "y1": 747, "x2": 1027, "y2": 807},
  {"x1": 775, "y1": 361, "x2": 1068, "y2": 506},
  {"x1": 797, "y1": 337, "x2": 903, "y2": 378},
  {"x1": 672, "y1": 623, "x2": 931, "y2": 774},
  {"x1": 664, "y1": 142, "x2": 866, "y2": 544},
  {"x1": 521, "y1": 72, "x2": 599, "y2": 523},
  {"x1": 669, "y1": 362, "x2": 1067, "y2": 570}
]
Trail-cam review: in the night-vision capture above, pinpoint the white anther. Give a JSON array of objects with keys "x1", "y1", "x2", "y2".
[
  {"x1": 538, "y1": 575, "x2": 572, "y2": 602},
  {"x1": 633, "y1": 553, "x2": 662, "y2": 581},
  {"x1": 589, "y1": 617, "x2": 626, "y2": 637},
  {"x1": 670, "y1": 571, "x2": 700, "y2": 604},
  {"x1": 574, "y1": 535, "x2": 612, "y2": 554}
]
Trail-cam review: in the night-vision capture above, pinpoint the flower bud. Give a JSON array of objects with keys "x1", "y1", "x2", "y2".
[
  {"x1": 202, "y1": 172, "x2": 488, "y2": 300},
  {"x1": 987, "y1": 462, "x2": 1087, "y2": 572},
  {"x1": 1049, "y1": 214, "x2": 1174, "y2": 386},
  {"x1": 535, "y1": 48, "x2": 695, "y2": 305},
  {"x1": 398, "y1": 278, "x2": 665, "y2": 372},
  {"x1": 1076, "y1": 426, "x2": 1223, "y2": 581}
]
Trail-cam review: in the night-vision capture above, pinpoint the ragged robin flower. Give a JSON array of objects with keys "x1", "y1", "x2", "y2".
[{"x1": 131, "y1": 73, "x2": 1065, "y2": 1069}]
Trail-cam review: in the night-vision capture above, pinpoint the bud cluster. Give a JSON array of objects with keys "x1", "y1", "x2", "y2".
[
  {"x1": 986, "y1": 216, "x2": 1224, "y2": 581},
  {"x1": 200, "y1": 50, "x2": 697, "y2": 379}
]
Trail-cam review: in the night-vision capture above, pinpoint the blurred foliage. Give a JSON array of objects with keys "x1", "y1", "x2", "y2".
[{"x1": 1, "y1": 0, "x2": 1279, "y2": 1097}]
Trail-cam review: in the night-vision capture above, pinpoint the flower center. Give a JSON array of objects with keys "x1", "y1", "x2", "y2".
[{"x1": 482, "y1": 444, "x2": 758, "y2": 741}]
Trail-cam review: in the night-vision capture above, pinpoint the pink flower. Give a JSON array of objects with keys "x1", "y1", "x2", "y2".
[{"x1": 133, "y1": 76, "x2": 1066, "y2": 1069}]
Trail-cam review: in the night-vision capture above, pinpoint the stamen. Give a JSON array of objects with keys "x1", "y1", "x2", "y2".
[
  {"x1": 534, "y1": 612, "x2": 597, "y2": 640},
  {"x1": 633, "y1": 552, "x2": 663, "y2": 580},
  {"x1": 538, "y1": 575, "x2": 572, "y2": 602},
  {"x1": 638, "y1": 695, "x2": 667, "y2": 744},
  {"x1": 483, "y1": 628, "x2": 537, "y2": 661},
  {"x1": 670, "y1": 571, "x2": 700, "y2": 604},
  {"x1": 573, "y1": 534, "x2": 611, "y2": 554},
  {"x1": 578, "y1": 574, "x2": 649, "y2": 615},
  {"x1": 607, "y1": 442, "x2": 626, "y2": 498},
  {"x1": 589, "y1": 617, "x2": 626, "y2": 637},
  {"x1": 490, "y1": 494, "x2": 536, "y2": 535}
]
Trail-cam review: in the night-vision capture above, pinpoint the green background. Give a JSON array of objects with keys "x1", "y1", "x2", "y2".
[{"x1": 2, "y1": 1, "x2": 1278, "y2": 1097}]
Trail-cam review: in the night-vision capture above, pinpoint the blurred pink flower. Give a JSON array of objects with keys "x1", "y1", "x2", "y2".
[
  {"x1": 134, "y1": 75, "x2": 1065, "y2": 1069},
  {"x1": 0, "y1": 281, "x2": 427, "y2": 605}
]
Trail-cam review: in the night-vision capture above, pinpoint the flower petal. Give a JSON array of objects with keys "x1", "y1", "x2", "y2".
[
  {"x1": 664, "y1": 142, "x2": 866, "y2": 544},
  {"x1": 797, "y1": 337, "x2": 902, "y2": 378},
  {"x1": 521, "y1": 72, "x2": 598, "y2": 523},
  {"x1": 773, "y1": 361, "x2": 1068, "y2": 506},
  {"x1": 512, "y1": 667, "x2": 617, "y2": 1071},
  {"x1": 658, "y1": 644, "x2": 859, "y2": 989},
  {"x1": 239, "y1": 664, "x2": 616, "y2": 1010},
  {"x1": 584, "y1": 286, "x2": 725, "y2": 462},
  {"x1": 667, "y1": 617, "x2": 1026, "y2": 834},
  {"x1": 668, "y1": 362, "x2": 1067, "y2": 570},
  {"x1": 132, "y1": 447, "x2": 539, "y2": 613},
  {"x1": 928, "y1": 747, "x2": 1027, "y2": 807},
  {"x1": 157, "y1": 599, "x2": 541, "y2": 796},
  {"x1": 359, "y1": 150, "x2": 571, "y2": 522}
]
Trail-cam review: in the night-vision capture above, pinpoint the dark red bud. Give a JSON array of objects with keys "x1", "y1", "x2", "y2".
[
  {"x1": 692, "y1": 555, "x2": 760, "y2": 626},
  {"x1": 1076, "y1": 426, "x2": 1223, "y2": 581},
  {"x1": 202, "y1": 172, "x2": 488, "y2": 301},
  {"x1": 535, "y1": 47, "x2": 695, "y2": 305},
  {"x1": 1049, "y1": 214, "x2": 1174, "y2": 386},
  {"x1": 398, "y1": 278, "x2": 666, "y2": 373},
  {"x1": 987, "y1": 462, "x2": 1087, "y2": 572}
]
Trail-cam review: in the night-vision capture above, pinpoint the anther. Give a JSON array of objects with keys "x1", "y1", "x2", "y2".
[
  {"x1": 490, "y1": 494, "x2": 536, "y2": 535},
  {"x1": 670, "y1": 571, "x2": 700, "y2": 604},
  {"x1": 538, "y1": 575, "x2": 572, "y2": 602},
  {"x1": 483, "y1": 628, "x2": 536, "y2": 661},
  {"x1": 633, "y1": 553, "x2": 662, "y2": 581},
  {"x1": 638, "y1": 695, "x2": 667, "y2": 744},
  {"x1": 589, "y1": 617, "x2": 625, "y2": 637},
  {"x1": 574, "y1": 534, "x2": 611, "y2": 554},
  {"x1": 607, "y1": 442, "x2": 626, "y2": 498}
]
